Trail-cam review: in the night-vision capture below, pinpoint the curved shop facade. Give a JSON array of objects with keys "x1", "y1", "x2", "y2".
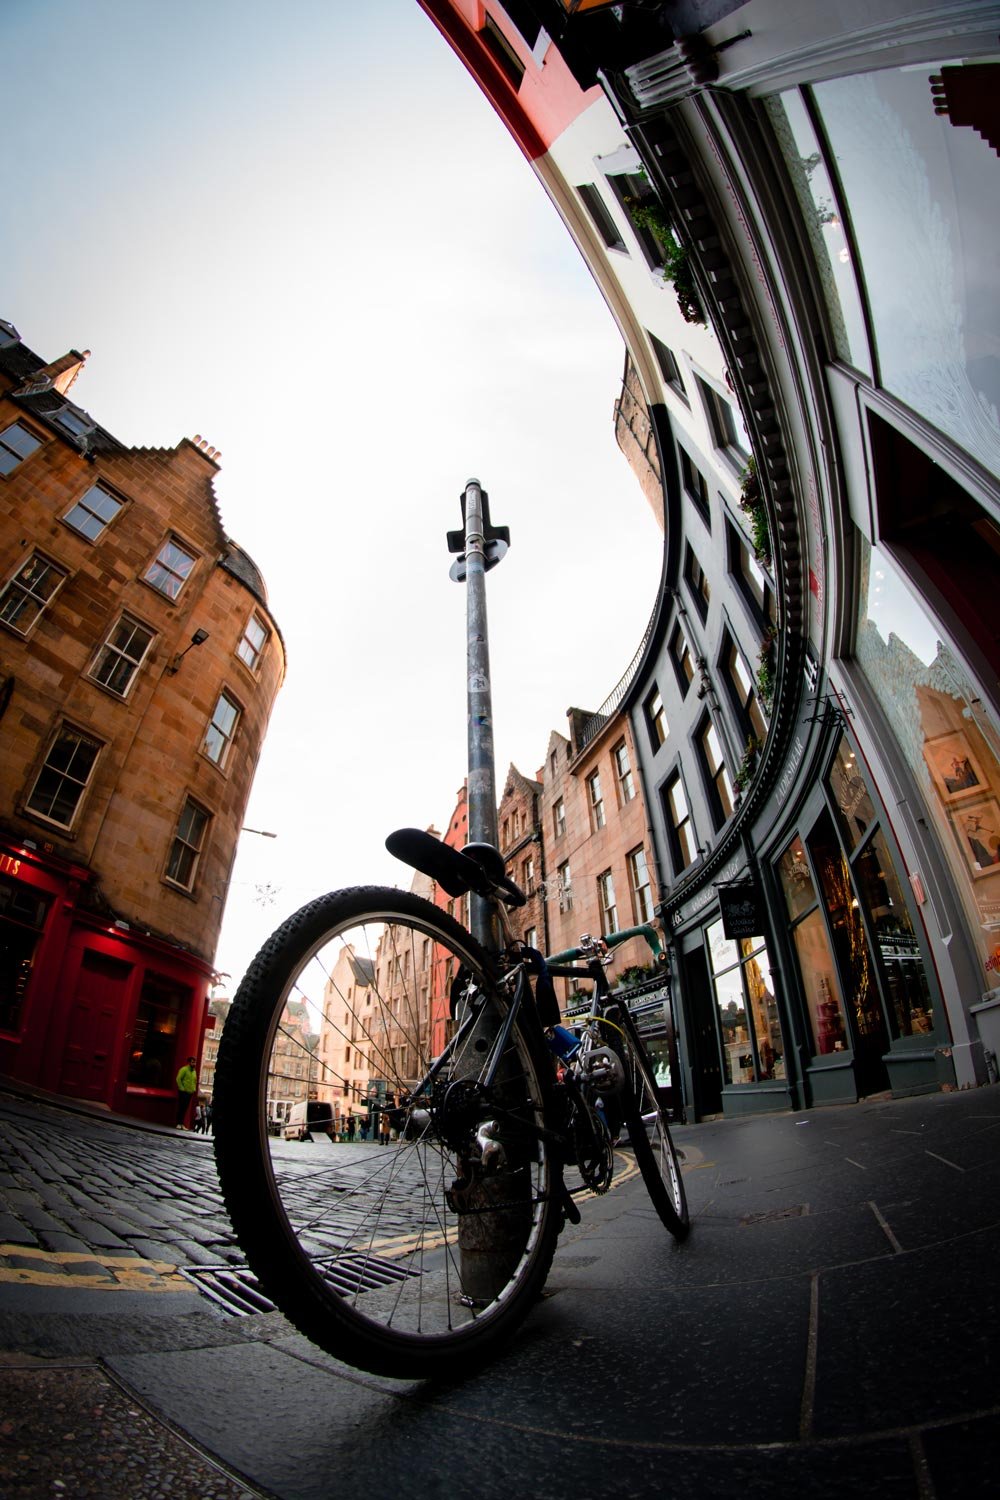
[{"x1": 606, "y1": 4, "x2": 1000, "y2": 1118}]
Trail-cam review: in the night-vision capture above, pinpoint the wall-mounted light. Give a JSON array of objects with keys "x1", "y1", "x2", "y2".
[{"x1": 167, "y1": 628, "x2": 209, "y2": 674}]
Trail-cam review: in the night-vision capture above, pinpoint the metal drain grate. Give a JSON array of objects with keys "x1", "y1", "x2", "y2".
[{"x1": 182, "y1": 1254, "x2": 424, "y2": 1317}]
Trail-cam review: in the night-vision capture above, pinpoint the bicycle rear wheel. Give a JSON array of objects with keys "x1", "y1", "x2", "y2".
[
  {"x1": 605, "y1": 1005, "x2": 689, "y2": 1239},
  {"x1": 213, "y1": 886, "x2": 560, "y2": 1379}
]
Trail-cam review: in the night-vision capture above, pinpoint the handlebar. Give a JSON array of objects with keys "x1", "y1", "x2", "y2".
[{"x1": 546, "y1": 923, "x2": 665, "y2": 966}]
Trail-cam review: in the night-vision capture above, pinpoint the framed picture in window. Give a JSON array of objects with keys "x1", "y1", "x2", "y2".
[
  {"x1": 950, "y1": 795, "x2": 1000, "y2": 880},
  {"x1": 924, "y1": 732, "x2": 988, "y2": 803}
]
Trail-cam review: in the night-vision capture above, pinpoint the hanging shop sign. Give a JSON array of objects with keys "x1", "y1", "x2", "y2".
[{"x1": 718, "y1": 882, "x2": 764, "y2": 941}]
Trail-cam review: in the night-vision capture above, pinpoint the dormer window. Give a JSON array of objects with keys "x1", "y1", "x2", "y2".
[{"x1": 54, "y1": 407, "x2": 93, "y2": 439}]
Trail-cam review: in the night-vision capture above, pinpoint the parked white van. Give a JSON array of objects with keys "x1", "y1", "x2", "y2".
[{"x1": 282, "y1": 1100, "x2": 335, "y2": 1141}]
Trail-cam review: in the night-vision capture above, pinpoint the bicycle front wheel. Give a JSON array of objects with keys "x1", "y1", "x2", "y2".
[
  {"x1": 213, "y1": 886, "x2": 560, "y2": 1379},
  {"x1": 605, "y1": 1006, "x2": 689, "y2": 1240}
]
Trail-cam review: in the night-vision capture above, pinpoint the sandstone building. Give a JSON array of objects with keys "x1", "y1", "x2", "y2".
[{"x1": 0, "y1": 321, "x2": 285, "y2": 1122}]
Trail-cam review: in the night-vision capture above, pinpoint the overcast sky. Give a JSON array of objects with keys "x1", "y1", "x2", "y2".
[{"x1": 3, "y1": 0, "x2": 663, "y2": 988}]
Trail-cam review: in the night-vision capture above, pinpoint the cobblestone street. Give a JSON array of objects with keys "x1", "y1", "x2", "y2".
[{"x1": 0, "y1": 1093, "x2": 238, "y2": 1284}]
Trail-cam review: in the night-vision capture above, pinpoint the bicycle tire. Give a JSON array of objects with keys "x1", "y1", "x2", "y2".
[
  {"x1": 605, "y1": 1003, "x2": 689, "y2": 1239},
  {"x1": 213, "y1": 886, "x2": 561, "y2": 1379}
]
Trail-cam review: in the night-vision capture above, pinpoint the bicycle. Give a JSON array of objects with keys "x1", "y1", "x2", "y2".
[{"x1": 213, "y1": 826, "x2": 689, "y2": 1379}]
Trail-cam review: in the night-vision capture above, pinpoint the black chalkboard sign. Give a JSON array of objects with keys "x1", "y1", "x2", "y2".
[{"x1": 719, "y1": 882, "x2": 763, "y2": 940}]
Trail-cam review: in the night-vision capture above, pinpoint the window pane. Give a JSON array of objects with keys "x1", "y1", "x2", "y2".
[
  {"x1": 93, "y1": 617, "x2": 154, "y2": 696},
  {"x1": 808, "y1": 812, "x2": 882, "y2": 1048},
  {"x1": 578, "y1": 182, "x2": 625, "y2": 252},
  {"x1": 855, "y1": 535, "x2": 1000, "y2": 983},
  {"x1": 853, "y1": 829, "x2": 934, "y2": 1037},
  {"x1": 716, "y1": 964, "x2": 753, "y2": 1083},
  {"x1": 598, "y1": 871, "x2": 618, "y2": 934},
  {"x1": 629, "y1": 847, "x2": 653, "y2": 924},
  {"x1": 238, "y1": 615, "x2": 267, "y2": 668},
  {"x1": 0, "y1": 554, "x2": 65, "y2": 631},
  {"x1": 127, "y1": 972, "x2": 185, "y2": 1087},
  {"x1": 615, "y1": 742, "x2": 635, "y2": 801},
  {"x1": 204, "y1": 694, "x2": 239, "y2": 765},
  {"x1": 168, "y1": 800, "x2": 208, "y2": 887},
  {"x1": 64, "y1": 483, "x2": 122, "y2": 539},
  {"x1": 146, "y1": 539, "x2": 196, "y2": 598},
  {"x1": 707, "y1": 917, "x2": 739, "y2": 975},
  {"x1": 793, "y1": 908, "x2": 849, "y2": 1055},
  {"x1": 26, "y1": 730, "x2": 100, "y2": 826},
  {"x1": 0, "y1": 421, "x2": 41, "y2": 472},
  {"x1": 813, "y1": 67, "x2": 1000, "y2": 478},
  {"x1": 826, "y1": 736, "x2": 876, "y2": 851},
  {"x1": 778, "y1": 835, "x2": 816, "y2": 921},
  {"x1": 744, "y1": 945, "x2": 785, "y2": 1080},
  {"x1": 0, "y1": 876, "x2": 51, "y2": 1033},
  {"x1": 765, "y1": 89, "x2": 872, "y2": 376}
]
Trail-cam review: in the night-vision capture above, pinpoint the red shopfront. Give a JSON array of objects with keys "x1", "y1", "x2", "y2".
[{"x1": 0, "y1": 838, "x2": 212, "y2": 1124}]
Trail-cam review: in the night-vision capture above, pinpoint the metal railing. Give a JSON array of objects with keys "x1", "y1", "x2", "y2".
[{"x1": 575, "y1": 603, "x2": 658, "y2": 752}]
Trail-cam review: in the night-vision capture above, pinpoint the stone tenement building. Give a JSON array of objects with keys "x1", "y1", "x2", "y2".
[{"x1": 0, "y1": 320, "x2": 285, "y2": 1123}]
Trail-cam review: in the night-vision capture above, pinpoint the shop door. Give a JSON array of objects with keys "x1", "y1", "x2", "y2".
[
  {"x1": 682, "y1": 945, "x2": 723, "y2": 1117},
  {"x1": 58, "y1": 951, "x2": 132, "y2": 1102}
]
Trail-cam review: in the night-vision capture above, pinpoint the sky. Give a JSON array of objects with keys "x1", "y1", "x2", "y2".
[{"x1": 3, "y1": 0, "x2": 663, "y2": 990}]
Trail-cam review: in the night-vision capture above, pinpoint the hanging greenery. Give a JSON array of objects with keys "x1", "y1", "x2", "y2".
[
  {"x1": 625, "y1": 198, "x2": 707, "y2": 326},
  {"x1": 738, "y1": 456, "x2": 772, "y2": 566},
  {"x1": 617, "y1": 963, "x2": 657, "y2": 990},
  {"x1": 733, "y1": 734, "x2": 763, "y2": 794},
  {"x1": 757, "y1": 627, "x2": 778, "y2": 713}
]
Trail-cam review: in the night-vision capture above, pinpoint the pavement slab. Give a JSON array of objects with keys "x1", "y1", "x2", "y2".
[{"x1": 0, "y1": 1360, "x2": 262, "y2": 1500}]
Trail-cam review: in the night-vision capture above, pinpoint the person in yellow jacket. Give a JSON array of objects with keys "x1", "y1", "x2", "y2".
[{"x1": 175, "y1": 1057, "x2": 198, "y2": 1129}]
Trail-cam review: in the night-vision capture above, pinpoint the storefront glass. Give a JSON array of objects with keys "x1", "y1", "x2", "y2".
[
  {"x1": 827, "y1": 737, "x2": 875, "y2": 852},
  {"x1": 127, "y1": 972, "x2": 187, "y2": 1089},
  {"x1": 707, "y1": 918, "x2": 783, "y2": 1084},
  {"x1": 856, "y1": 538, "x2": 1000, "y2": 989},
  {"x1": 807, "y1": 810, "x2": 884, "y2": 1049},
  {"x1": 643, "y1": 1032, "x2": 673, "y2": 1090},
  {"x1": 853, "y1": 828, "x2": 934, "y2": 1036},
  {"x1": 778, "y1": 837, "x2": 849, "y2": 1056},
  {"x1": 0, "y1": 877, "x2": 50, "y2": 1034},
  {"x1": 811, "y1": 67, "x2": 1000, "y2": 481},
  {"x1": 764, "y1": 90, "x2": 873, "y2": 377}
]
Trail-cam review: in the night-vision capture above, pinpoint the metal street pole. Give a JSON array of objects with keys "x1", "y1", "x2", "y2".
[
  {"x1": 447, "y1": 479, "x2": 517, "y2": 1300},
  {"x1": 447, "y1": 478, "x2": 509, "y2": 953}
]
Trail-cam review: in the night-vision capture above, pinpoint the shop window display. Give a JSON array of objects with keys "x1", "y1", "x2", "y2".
[
  {"x1": 807, "y1": 811, "x2": 887, "y2": 1061},
  {"x1": 778, "y1": 836, "x2": 849, "y2": 1057},
  {"x1": 127, "y1": 973, "x2": 188, "y2": 1089},
  {"x1": 0, "y1": 878, "x2": 50, "y2": 1035},
  {"x1": 856, "y1": 538, "x2": 1000, "y2": 988},
  {"x1": 706, "y1": 918, "x2": 784, "y2": 1084},
  {"x1": 853, "y1": 828, "x2": 934, "y2": 1036}
]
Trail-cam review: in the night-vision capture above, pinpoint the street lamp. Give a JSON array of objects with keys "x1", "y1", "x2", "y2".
[{"x1": 166, "y1": 628, "x2": 209, "y2": 673}]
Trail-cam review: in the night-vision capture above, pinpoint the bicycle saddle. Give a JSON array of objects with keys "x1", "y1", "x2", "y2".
[{"x1": 385, "y1": 827, "x2": 526, "y2": 908}]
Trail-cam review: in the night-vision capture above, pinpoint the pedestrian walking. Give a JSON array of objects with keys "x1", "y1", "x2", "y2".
[
  {"x1": 175, "y1": 1057, "x2": 198, "y2": 1129},
  {"x1": 347, "y1": 1114, "x2": 356, "y2": 1142}
]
